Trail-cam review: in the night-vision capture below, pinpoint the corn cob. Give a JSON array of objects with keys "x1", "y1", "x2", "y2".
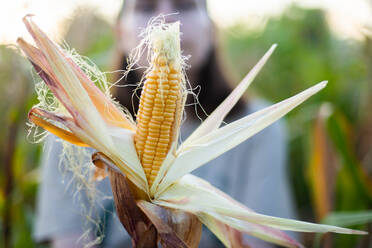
[{"x1": 134, "y1": 39, "x2": 183, "y2": 186}]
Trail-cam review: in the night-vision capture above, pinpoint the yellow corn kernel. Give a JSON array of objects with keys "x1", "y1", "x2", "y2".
[{"x1": 135, "y1": 54, "x2": 183, "y2": 186}]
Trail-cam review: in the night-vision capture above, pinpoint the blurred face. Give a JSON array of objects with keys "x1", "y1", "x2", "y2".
[{"x1": 117, "y1": 0, "x2": 213, "y2": 70}]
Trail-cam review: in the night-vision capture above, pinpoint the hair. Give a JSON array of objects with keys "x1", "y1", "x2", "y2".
[{"x1": 112, "y1": 0, "x2": 246, "y2": 122}]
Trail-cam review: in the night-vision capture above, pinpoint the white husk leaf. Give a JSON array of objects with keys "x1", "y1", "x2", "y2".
[
  {"x1": 181, "y1": 44, "x2": 277, "y2": 148},
  {"x1": 199, "y1": 213, "x2": 302, "y2": 248},
  {"x1": 197, "y1": 214, "x2": 233, "y2": 247},
  {"x1": 24, "y1": 17, "x2": 148, "y2": 191},
  {"x1": 154, "y1": 175, "x2": 366, "y2": 235},
  {"x1": 157, "y1": 81, "x2": 328, "y2": 193},
  {"x1": 108, "y1": 127, "x2": 148, "y2": 191},
  {"x1": 27, "y1": 20, "x2": 114, "y2": 150}
]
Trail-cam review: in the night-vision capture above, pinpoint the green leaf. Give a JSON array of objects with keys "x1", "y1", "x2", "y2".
[
  {"x1": 313, "y1": 211, "x2": 372, "y2": 248},
  {"x1": 322, "y1": 211, "x2": 372, "y2": 227}
]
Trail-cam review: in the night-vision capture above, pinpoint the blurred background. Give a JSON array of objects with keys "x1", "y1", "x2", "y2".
[{"x1": 1, "y1": 0, "x2": 372, "y2": 247}]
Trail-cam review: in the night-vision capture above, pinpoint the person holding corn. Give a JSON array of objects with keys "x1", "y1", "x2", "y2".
[{"x1": 34, "y1": 0, "x2": 297, "y2": 247}]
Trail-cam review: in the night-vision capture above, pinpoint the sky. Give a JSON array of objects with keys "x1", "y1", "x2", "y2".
[{"x1": 1, "y1": 0, "x2": 372, "y2": 44}]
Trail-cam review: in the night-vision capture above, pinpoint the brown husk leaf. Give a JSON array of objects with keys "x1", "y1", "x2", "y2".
[
  {"x1": 137, "y1": 200, "x2": 202, "y2": 248},
  {"x1": 92, "y1": 152, "x2": 202, "y2": 248},
  {"x1": 109, "y1": 169, "x2": 158, "y2": 248}
]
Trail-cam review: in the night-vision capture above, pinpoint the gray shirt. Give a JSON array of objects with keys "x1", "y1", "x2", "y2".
[{"x1": 34, "y1": 99, "x2": 297, "y2": 247}]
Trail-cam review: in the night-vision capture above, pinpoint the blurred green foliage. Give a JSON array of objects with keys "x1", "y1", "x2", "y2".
[
  {"x1": 1, "y1": 5, "x2": 372, "y2": 248},
  {"x1": 0, "y1": 46, "x2": 42, "y2": 248},
  {"x1": 223, "y1": 5, "x2": 372, "y2": 247}
]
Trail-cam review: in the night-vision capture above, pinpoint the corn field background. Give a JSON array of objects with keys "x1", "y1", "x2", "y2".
[{"x1": 1, "y1": 5, "x2": 372, "y2": 248}]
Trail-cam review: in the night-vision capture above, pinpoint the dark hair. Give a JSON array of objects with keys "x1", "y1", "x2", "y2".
[
  {"x1": 114, "y1": 0, "x2": 246, "y2": 121},
  {"x1": 113, "y1": 47, "x2": 247, "y2": 122}
]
